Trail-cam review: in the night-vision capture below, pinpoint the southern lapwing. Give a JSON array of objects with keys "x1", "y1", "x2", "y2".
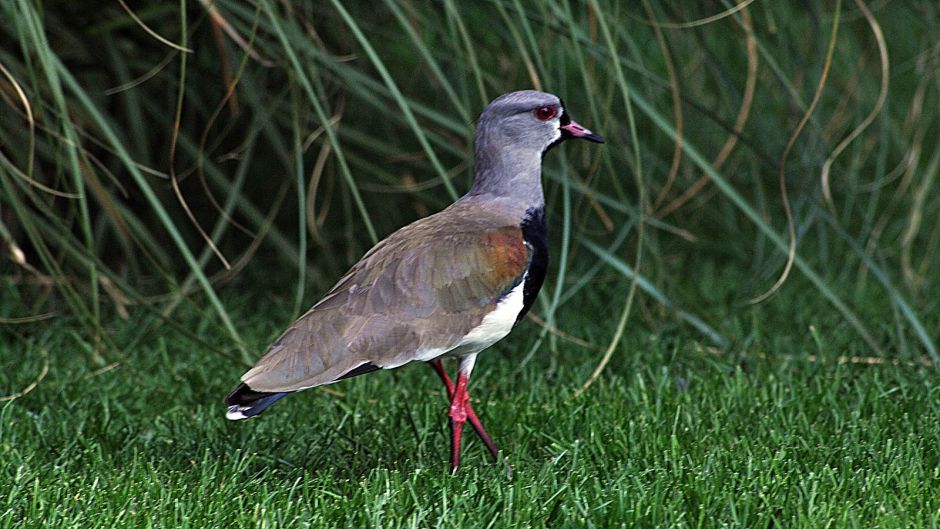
[{"x1": 225, "y1": 90, "x2": 603, "y2": 471}]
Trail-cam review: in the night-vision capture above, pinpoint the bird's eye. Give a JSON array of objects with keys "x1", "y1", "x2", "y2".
[{"x1": 533, "y1": 106, "x2": 558, "y2": 121}]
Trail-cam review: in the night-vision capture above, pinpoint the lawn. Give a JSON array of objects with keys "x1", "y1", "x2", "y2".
[{"x1": 3, "y1": 287, "x2": 939, "y2": 528}]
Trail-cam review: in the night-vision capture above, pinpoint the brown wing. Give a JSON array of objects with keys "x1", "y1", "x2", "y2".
[{"x1": 240, "y1": 211, "x2": 530, "y2": 393}]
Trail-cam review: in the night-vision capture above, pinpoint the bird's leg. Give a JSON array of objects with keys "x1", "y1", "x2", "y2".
[
  {"x1": 448, "y1": 368, "x2": 469, "y2": 472},
  {"x1": 429, "y1": 359, "x2": 455, "y2": 395},
  {"x1": 429, "y1": 359, "x2": 501, "y2": 466},
  {"x1": 430, "y1": 356, "x2": 501, "y2": 472}
]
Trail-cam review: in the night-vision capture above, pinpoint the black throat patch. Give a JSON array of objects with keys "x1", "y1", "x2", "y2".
[{"x1": 517, "y1": 206, "x2": 548, "y2": 324}]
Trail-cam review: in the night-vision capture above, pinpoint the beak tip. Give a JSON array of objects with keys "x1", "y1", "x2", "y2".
[{"x1": 560, "y1": 120, "x2": 605, "y2": 144}]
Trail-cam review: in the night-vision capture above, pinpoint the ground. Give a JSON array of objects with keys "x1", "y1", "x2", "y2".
[{"x1": 2, "y1": 292, "x2": 939, "y2": 528}]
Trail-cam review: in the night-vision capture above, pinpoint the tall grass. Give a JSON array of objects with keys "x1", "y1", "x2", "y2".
[{"x1": 1, "y1": 0, "x2": 938, "y2": 370}]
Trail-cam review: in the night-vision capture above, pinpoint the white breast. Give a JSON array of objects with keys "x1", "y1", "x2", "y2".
[
  {"x1": 457, "y1": 277, "x2": 526, "y2": 351},
  {"x1": 409, "y1": 277, "x2": 526, "y2": 364}
]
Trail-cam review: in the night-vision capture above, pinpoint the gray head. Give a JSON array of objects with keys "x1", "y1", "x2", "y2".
[
  {"x1": 476, "y1": 90, "x2": 603, "y2": 155},
  {"x1": 468, "y1": 90, "x2": 603, "y2": 206}
]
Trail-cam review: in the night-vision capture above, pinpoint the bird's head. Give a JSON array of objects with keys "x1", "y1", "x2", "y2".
[{"x1": 476, "y1": 90, "x2": 604, "y2": 155}]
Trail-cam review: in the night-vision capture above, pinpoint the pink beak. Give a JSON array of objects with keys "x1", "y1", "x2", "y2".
[{"x1": 560, "y1": 120, "x2": 605, "y2": 143}]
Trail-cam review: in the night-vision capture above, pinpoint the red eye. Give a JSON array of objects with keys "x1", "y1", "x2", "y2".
[{"x1": 534, "y1": 106, "x2": 557, "y2": 121}]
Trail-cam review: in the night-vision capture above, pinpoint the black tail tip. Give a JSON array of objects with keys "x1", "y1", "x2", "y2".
[{"x1": 224, "y1": 383, "x2": 287, "y2": 420}]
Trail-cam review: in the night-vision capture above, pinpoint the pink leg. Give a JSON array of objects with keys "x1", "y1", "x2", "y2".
[
  {"x1": 449, "y1": 372, "x2": 469, "y2": 472},
  {"x1": 429, "y1": 359, "x2": 500, "y2": 470},
  {"x1": 430, "y1": 359, "x2": 455, "y2": 395}
]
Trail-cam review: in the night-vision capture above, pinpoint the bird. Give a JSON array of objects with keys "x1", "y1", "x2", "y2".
[{"x1": 224, "y1": 90, "x2": 604, "y2": 472}]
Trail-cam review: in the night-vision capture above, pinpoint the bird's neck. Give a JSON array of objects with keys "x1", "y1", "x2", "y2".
[{"x1": 466, "y1": 144, "x2": 545, "y2": 213}]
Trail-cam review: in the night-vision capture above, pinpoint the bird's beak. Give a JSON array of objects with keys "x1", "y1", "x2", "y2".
[{"x1": 560, "y1": 120, "x2": 605, "y2": 143}]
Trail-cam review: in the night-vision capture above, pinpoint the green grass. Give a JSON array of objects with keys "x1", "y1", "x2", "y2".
[
  {"x1": 3, "y1": 287, "x2": 940, "y2": 528},
  {"x1": 3, "y1": 0, "x2": 940, "y2": 361}
]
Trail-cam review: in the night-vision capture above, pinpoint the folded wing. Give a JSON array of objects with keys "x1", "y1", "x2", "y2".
[{"x1": 239, "y1": 213, "x2": 531, "y2": 393}]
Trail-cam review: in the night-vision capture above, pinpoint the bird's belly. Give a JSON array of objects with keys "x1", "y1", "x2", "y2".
[{"x1": 414, "y1": 278, "x2": 526, "y2": 362}]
